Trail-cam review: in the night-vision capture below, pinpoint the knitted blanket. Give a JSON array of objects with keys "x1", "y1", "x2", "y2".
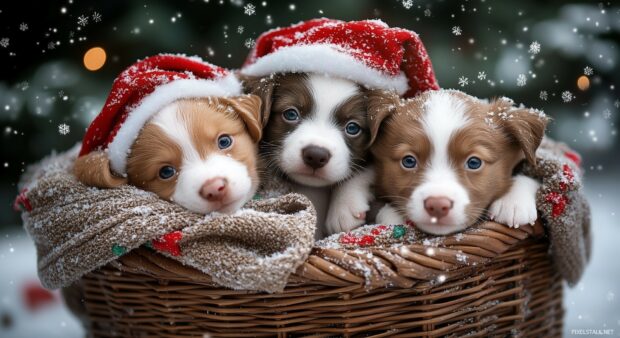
[
  {"x1": 17, "y1": 145, "x2": 316, "y2": 293},
  {"x1": 17, "y1": 137, "x2": 590, "y2": 293}
]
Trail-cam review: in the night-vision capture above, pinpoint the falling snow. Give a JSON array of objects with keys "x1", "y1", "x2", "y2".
[
  {"x1": 0, "y1": 38, "x2": 9, "y2": 48},
  {"x1": 244, "y1": 38, "x2": 255, "y2": 49},
  {"x1": 458, "y1": 76, "x2": 469, "y2": 87},
  {"x1": 77, "y1": 15, "x2": 88, "y2": 26},
  {"x1": 477, "y1": 71, "x2": 487, "y2": 80},
  {"x1": 244, "y1": 3, "x2": 256, "y2": 15},
  {"x1": 517, "y1": 74, "x2": 527, "y2": 87},
  {"x1": 561, "y1": 91, "x2": 574, "y2": 103},
  {"x1": 19, "y1": 23, "x2": 28, "y2": 31},
  {"x1": 402, "y1": 0, "x2": 413, "y2": 9},
  {"x1": 614, "y1": 100, "x2": 620, "y2": 108},
  {"x1": 47, "y1": 41, "x2": 56, "y2": 50},
  {"x1": 528, "y1": 41, "x2": 541, "y2": 54},
  {"x1": 603, "y1": 109, "x2": 612, "y2": 120},
  {"x1": 539, "y1": 90, "x2": 548, "y2": 101},
  {"x1": 583, "y1": 66, "x2": 593, "y2": 76},
  {"x1": 92, "y1": 12, "x2": 102, "y2": 23},
  {"x1": 424, "y1": 8, "x2": 431, "y2": 17},
  {"x1": 58, "y1": 124, "x2": 70, "y2": 135},
  {"x1": 452, "y1": 26, "x2": 462, "y2": 36},
  {"x1": 237, "y1": 25, "x2": 244, "y2": 34}
]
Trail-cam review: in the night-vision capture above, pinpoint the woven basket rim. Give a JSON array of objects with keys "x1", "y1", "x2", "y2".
[{"x1": 109, "y1": 220, "x2": 545, "y2": 291}]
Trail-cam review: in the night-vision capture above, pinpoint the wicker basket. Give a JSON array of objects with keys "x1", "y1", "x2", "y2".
[{"x1": 67, "y1": 221, "x2": 563, "y2": 337}]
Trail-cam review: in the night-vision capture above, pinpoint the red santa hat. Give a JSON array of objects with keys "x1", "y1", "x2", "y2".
[
  {"x1": 79, "y1": 54, "x2": 242, "y2": 175},
  {"x1": 241, "y1": 18, "x2": 439, "y2": 98}
]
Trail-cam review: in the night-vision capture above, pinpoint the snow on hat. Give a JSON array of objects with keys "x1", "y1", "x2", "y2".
[
  {"x1": 78, "y1": 54, "x2": 242, "y2": 175},
  {"x1": 241, "y1": 18, "x2": 439, "y2": 98}
]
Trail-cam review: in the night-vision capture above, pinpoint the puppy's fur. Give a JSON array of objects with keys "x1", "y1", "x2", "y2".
[
  {"x1": 74, "y1": 96, "x2": 263, "y2": 214},
  {"x1": 365, "y1": 89, "x2": 547, "y2": 234},
  {"x1": 243, "y1": 73, "x2": 374, "y2": 237}
]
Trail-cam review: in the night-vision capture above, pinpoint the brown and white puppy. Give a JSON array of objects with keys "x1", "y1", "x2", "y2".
[
  {"x1": 366, "y1": 89, "x2": 548, "y2": 234},
  {"x1": 74, "y1": 96, "x2": 263, "y2": 214},
  {"x1": 243, "y1": 73, "x2": 374, "y2": 237}
]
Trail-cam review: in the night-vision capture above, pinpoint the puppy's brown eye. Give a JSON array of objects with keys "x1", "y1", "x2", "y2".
[{"x1": 159, "y1": 166, "x2": 176, "y2": 179}]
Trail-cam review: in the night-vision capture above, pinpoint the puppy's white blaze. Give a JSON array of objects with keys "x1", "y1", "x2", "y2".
[
  {"x1": 408, "y1": 92, "x2": 471, "y2": 234},
  {"x1": 151, "y1": 103, "x2": 201, "y2": 164},
  {"x1": 307, "y1": 74, "x2": 359, "y2": 125},
  {"x1": 279, "y1": 74, "x2": 358, "y2": 187},
  {"x1": 150, "y1": 104, "x2": 253, "y2": 214},
  {"x1": 173, "y1": 154, "x2": 253, "y2": 214}
]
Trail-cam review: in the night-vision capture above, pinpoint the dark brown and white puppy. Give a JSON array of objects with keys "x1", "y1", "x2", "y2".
[
  {"x1": 366, "y1": 89, "x2": 548, "y2": 235},
  {"x1": 243, "y1": 73, "x2": 375, "y2": 237},
  {"x1": 75, "y1": 96, "x2": 263, "y2": 214}
]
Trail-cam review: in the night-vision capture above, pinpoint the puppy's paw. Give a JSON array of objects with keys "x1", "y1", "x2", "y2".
[
  {"x1": 488, "y1": 175, "x2": 540, "y2": 228},
  {"x1": 376, "y1": 204, "x2": 405, "y2": 225},
  {"x1": 325, "y1": 191, "x2": 370, "y2": 235}
]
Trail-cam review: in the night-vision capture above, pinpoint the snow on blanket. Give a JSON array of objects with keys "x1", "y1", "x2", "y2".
[{"x1": 17, "y1": 145, "x2": 316, "y2": 293}]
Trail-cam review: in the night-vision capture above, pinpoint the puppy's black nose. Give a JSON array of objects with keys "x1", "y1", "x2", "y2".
[{"x1": 302, "y1": 146, "x2": 331, "y2": 169}]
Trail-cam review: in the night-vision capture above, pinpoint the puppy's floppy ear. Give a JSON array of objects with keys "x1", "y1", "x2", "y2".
[
  {"x1": 239, "y1": 74, "x2": 274, "y2": 128},
  {"x1": 73, "y1": 151, "x2": 127, "y2": 188},
  {"x1": 367, "y1": 89, "x2": 401, "y2": 145},
  {"x1": 223, "y1": 94, "x2": 263, "y2": 142},
  {"x1": 497, "y1": 102, "x2": 549, "y2": 165}
]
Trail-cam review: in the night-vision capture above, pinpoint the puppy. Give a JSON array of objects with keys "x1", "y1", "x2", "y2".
[
  {"x1": 243, "y1": 73, "x2": 374, "y2": 237},
  {"x1": 75, "y1": 96, "x2": 263, "y2": 214},
  {"x1": 364, "y1": 89, "x2": 547, "y2": 234}
]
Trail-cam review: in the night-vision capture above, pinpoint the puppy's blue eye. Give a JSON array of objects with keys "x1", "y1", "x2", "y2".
[
  {"x1": 282, "y1": 108, "x2": 300, "y2": 122},
  {"x1": 466, "y1": 156, "x2": 483, "y2": 170},
  {"x1": 401, "y1": 155, "x2": 417, "y2": 169},
  {"x1": 158, "y1": 166, "x2": 176, "y2": 179},
  {"x1": 345, "y1": 121, "x2": 362, "y2": 136},
  {"x1": 217, "y1": 134, "x2": 233, "y2": 149}
]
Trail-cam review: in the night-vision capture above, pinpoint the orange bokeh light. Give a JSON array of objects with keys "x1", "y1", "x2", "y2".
[
  {"x1": 577, "y1": 75, "x2": 590, "y2": 91},
  {"x1": 83, "y1": 47, "x2": 106, "y2": 71}
]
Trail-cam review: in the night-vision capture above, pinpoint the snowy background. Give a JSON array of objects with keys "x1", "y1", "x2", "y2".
[{"x1": 1, "y1": 0, "x2": 618, "y2": 337}]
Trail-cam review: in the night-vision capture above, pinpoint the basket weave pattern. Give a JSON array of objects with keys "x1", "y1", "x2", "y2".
[{"x1": 76, "y1": 222, "x2": 563, "y2": 337}]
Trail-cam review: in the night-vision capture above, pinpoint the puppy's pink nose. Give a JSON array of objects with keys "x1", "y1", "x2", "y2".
[
  {"x1": 424, "y1": 196, "x2": 453, "y2": 219},
  {"x1": 200, "y1": 177, "x2": 228, "y2": 202}
]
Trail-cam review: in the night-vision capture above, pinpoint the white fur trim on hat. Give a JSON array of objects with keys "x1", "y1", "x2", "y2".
[
  {"x1": 241, "y1": 44, "x2": 409, "y2": 94},
  {"x1": 107, "y1": 73, "x2": 242, "y2": 175}
]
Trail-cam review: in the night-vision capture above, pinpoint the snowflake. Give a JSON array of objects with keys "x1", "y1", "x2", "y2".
[
  {"x1": 237, "y1": 25, "x2": 244, "y2": 34},
  {"x1": 614, "y1": 100, "x2": 620, "y2": 108},
  {"x1": 539, "y1": 90, "x2": 548, "y2": 101},
  {"x1": 402, "y1": 0, "x2": 413, "y2": 9},
  {"x1": 528, "y1": 41, "x2": 541, "y2": 55},
  {"x1": 17, "y1": 81, "x2": 29, "y2": 91},
  {"x1": 424, "y1": 8, "x2": 431, "y2": 17},
  {"x1": 19, "y1": 23, "x2": 28, "y2": 31},
  {"x1": 452, "y1": 26, "x2": 462, "y2": 36},
  {"x1": 244, "y1": 3, "x2": 256, "y2": 15},
  {"x1": 517, "y1": 74, "x2": 527, "y2": 87},
  {"x1": 458, "y1": 76, "x2": 469, "y2": 87},
  {"x1": 603, "y1": 109, "x2": 612, "y2": 119},
  {"x1": 583, "y1": 66, "x2": 593, "y2": 76},
  {"x1": 244, "y1": 38, "x2": 255, "y2": 49},
  {"x1": 58, "y1": 123, "x2": 70, "y2": 135},
  {"x1": 77, "y1": 15, "x2": 88, "y2": 26},
  {"x1": 92, "y1": 11, "x2": 102, "y2": 23},
  {"x1": 477, "y1": 71, "x2": 487, "y2": 80},
  {"x1": 48, "y1": 41, "x2": 56, "y2": 50},
  {"x1": 0, "y1": 38, "x2": 9, "y2": 48},
  {"x1": 561, "y1": 91, "x2": 574, "y2": 103}
]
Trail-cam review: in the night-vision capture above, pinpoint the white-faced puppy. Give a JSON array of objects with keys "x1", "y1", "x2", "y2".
[
  {"x1": 368, "y1": 89, "x2": 548, "y2": 235},
  {"x1": 243, "y1": 73, "x2": 372, "y2": 237},
  {"x1": 75, "y1": 96, "x2": 263, "y2": 214},
  {"x1": 74, "y1": 55, "x2": 263, "y2": 215}
]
